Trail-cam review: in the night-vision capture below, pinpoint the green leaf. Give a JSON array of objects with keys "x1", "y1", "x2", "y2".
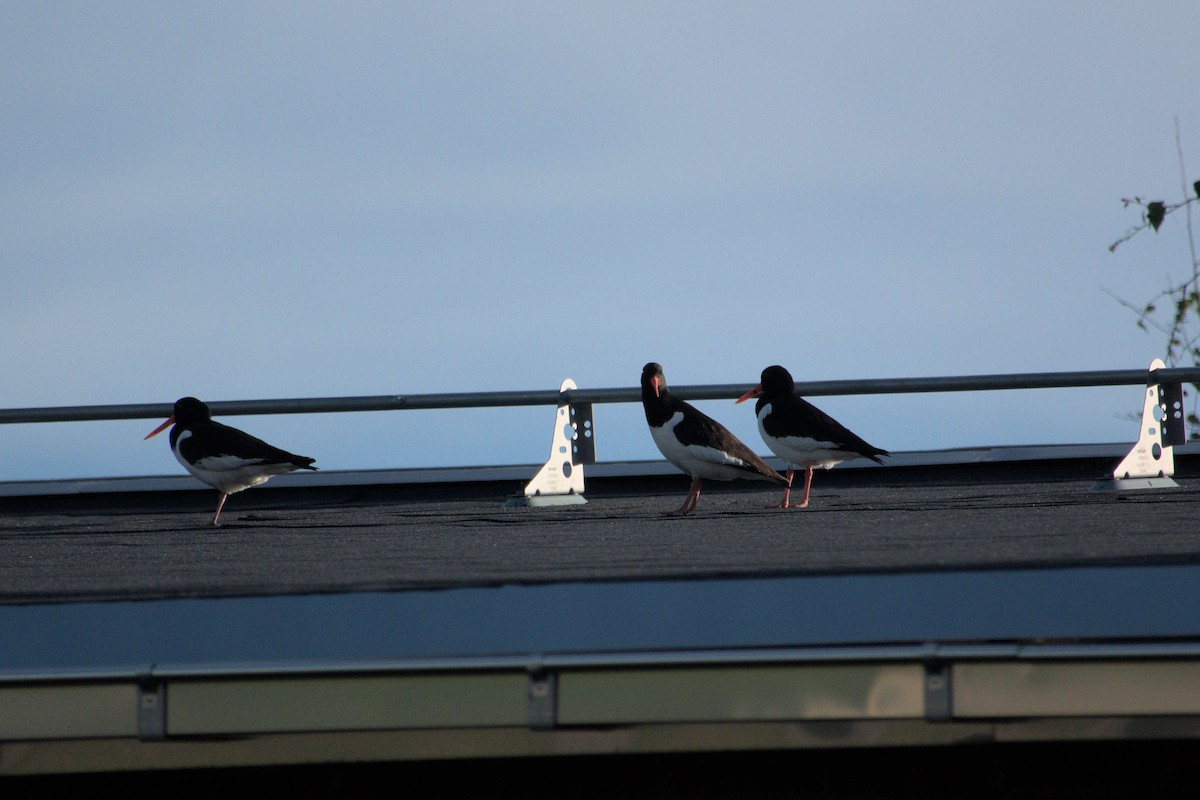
[{"x1": 1147, "y1": 201, "x2": 1166, "y2": 231}]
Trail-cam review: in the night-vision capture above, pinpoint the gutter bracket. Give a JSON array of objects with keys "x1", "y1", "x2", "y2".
[
  {"x1": 137, "y1": 679, "x2": 166, "y2": 740},
  {"x1": 527, "y1": 669, "x2": 557, "y2": 730},
  {"x1": 923, "y1": 661, "x2": 952, "y2": 721}
]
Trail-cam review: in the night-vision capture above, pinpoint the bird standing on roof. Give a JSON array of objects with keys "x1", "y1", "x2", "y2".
[
  {"x1": 737, "y1": 365, "x2": 888, "y2": 509},
  {"x1": 641, "y1": 362, "x2": 789, "y2": 515},
  {"x1": 145, "y1": 397, "x2": 318, "y2": 526}
]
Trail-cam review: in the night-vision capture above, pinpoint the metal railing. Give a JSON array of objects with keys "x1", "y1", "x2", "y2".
[{"x1": 2, "y1": 366, "x2": 1199, "y2": 425}]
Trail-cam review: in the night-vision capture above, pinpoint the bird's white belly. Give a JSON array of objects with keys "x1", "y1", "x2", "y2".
[
  {"x1": 757, "y1": 410, "x2": 846, "y2": 470},
  {"x1": 652, "y1": 412, "x2": 756, "y2": 480},
  {"x1": 173, "y1": 435, "x2": 285, "y2": 494}
]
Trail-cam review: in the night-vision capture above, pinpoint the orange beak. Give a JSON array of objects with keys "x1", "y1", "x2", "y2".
[
  {"x1": 735, "y1": 385, "x2": 763, "y2": 405},
  {"x1": 652, "y1": 376, "x2": 661, "y2": 397},
  {"x1": 144, "y1": 416, "x2": 174, "y2": 440}
]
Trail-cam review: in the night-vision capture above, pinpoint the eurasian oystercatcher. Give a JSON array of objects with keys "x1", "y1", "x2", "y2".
[
  {"x1": 145, "y1": 396, "x2": 318, "y2": 526},
  {"x1": 736, "y1": 365, "x2": 888, "y2": 508},
  {"x1": 641, "y1": 362, "x2": 789, "y2": 515}
]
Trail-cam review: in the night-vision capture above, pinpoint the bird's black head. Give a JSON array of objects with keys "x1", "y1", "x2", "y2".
[
  {"x1": 641, "y1": 362, "x2": 666, "y2": 398},
  {"x1": 759, "y1": 365, "x2": 796, "y2": 397},
  {"x1": 172, "y1": 397, "x2": 212, "y2": 425},
  {"x1": 146, "y1": 396, "x2": 211, "y2": 441}
]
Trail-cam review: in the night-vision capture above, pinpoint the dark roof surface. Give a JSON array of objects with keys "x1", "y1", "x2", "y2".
[{"x1": 2, "y1": 450, "x2": 1197, "y2": 606}]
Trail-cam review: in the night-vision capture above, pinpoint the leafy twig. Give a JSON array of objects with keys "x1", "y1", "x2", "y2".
[{"x1": 1108, "y1": 117, "x2": 1200, "y2": 437}]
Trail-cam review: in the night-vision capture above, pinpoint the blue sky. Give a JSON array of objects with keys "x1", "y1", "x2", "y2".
[{"x1": 3, "y1": 2, "x2": 1199, "y2": 482}]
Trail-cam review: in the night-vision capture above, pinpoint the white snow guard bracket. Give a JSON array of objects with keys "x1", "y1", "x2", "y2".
[
  {"x1": 1092, "y1": 358, "x2": 1185, "y2": 492},
  {"x1": 504, "y1": 378, "x2": 595, "y2": 508}
]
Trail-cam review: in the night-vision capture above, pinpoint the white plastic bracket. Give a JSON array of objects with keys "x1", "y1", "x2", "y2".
[
  {"x1": 504, "y1": 378, "x2": 594, "y2": 508},
  {"x1": 1093, "y1": 359, "x2": 1184, "y2": 491}
]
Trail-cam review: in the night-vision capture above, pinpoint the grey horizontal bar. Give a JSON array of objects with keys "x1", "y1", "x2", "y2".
[{"x1": 3, "y1": 367, "x2": 1199, "y2": 425}]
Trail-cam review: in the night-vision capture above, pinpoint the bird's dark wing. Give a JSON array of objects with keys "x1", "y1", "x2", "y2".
[
  {"x1": 179, "y1": 421, "x2": 317, "y2": 469},
  {"x1": 767, "y1": 395, "x2": 889, "y2": 463},
  {"x1": 675, "y1": 402, "x2": 788, "y2": 482}
]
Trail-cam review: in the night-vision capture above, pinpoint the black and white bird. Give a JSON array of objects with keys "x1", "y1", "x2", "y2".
[
  {"x1": 736, "y1": 365, "x2": 888, "y2": 509},
  {"x1": 641, "y1": 362, "x2": 789, "y2": 515},
  {"x1": 145, "y1": 396, "x2": 318, "y2": 526}
]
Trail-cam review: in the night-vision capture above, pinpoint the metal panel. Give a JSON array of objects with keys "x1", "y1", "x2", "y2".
[
  {"x1": 167, "y1": 672, "x2": 528, "y2": 735},
  {"x1": 0, "y1": 683, "x2": 138, "y2": 739},
  {"x1": 556, "y1": 664, "x2": 925, "y2": 725},
  {"x1": 954, "y1": 661, "x2": 1200, "y2": 717},
  {"x1": 6, "y1": 566, "x2": 1200, "y2": 679}
]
